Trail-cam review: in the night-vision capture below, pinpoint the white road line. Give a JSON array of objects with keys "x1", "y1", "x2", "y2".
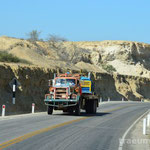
[{"x1": 118, "y1": 109, "x2": 150, "y2": 150}]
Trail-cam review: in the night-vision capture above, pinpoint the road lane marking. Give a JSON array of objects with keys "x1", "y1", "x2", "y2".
[
  {"x1": 118, "y1": 109, "x2": 150, "y2": 150},
  {"x1": 103, "y1": 105, "x2": 133, "y2": 113},
  {"x1": 0, "y1": 105, "x2": 132, "y2": 150},
  {"x1": 0, "y1": 117, "x2": 88, "y2": 150}
]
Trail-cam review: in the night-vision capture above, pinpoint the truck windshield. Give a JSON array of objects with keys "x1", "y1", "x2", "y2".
[{"x1": 55, "y1": 79, "x2": 75, "y2": 85}]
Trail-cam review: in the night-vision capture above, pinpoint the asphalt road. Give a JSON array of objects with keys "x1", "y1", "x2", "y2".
[{"x1": 0, "y1": 101, "x2": 150, "y2": 150}]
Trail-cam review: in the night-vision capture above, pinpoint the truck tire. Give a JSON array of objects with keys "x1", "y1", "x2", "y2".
[
  {"x1": 85, "y1": 101, "x2": 91, "y2": 114},
  {"x1": 47, "y1": 106, "x2": 53, "y2": 115},
  {"x1": 86, "y1": 101, "x2": 97, "y2": 114},
  {"x1": 85, "y1": 108, "x2": 90, "y2": 114},
  {"x1": 75, "y1": 104, "x2": 81, "y2": 116},
  {"x1": 92, "y1": 101, "x2": 97, "y2": 114}
]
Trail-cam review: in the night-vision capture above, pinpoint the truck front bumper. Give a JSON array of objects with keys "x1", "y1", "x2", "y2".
[{"x1": 44, "y1": 99, "x2": 79, "y2": 108}]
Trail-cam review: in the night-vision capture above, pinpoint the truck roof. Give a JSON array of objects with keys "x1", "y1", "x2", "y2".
[{"x1": 55, "y1": 77, "x2": 77, "y2": 80}]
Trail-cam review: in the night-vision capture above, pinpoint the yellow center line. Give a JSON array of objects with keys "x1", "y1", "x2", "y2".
[
  {"x1": 0, "y1": 117, "x2": 88, "y2": 150},
  {"x1": 103, "y1": 105, "x2": 131, "y2": 113},
  {"x1": 0, "y1": 105, "x2": 132, "y2": 150}
]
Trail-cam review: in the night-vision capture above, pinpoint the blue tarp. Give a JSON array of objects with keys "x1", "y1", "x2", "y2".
[{"x1": 80, "y1": 76, "x2": 90, "y2": 81}]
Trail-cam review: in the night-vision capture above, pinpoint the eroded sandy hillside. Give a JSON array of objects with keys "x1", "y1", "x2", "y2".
[{"x1": 1, "y1": 36, "x2": 150, "y2": 77}]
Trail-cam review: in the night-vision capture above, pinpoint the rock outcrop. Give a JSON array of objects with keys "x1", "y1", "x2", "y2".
[{"x1": 0, "y1": 64, "x2": 150, "y2": 115}]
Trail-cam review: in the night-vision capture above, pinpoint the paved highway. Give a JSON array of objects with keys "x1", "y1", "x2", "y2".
[{"x1": 0, "y1": 102, "x2": 150, "y2": 150}]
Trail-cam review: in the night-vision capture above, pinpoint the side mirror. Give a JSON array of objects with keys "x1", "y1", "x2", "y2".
[{"x1": 52, "y1": 79, "x2": 55, "y2": 86}]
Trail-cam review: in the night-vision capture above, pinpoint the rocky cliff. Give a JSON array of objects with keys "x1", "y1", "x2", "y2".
[
  {"x1": 0, "y1": 64, "x2": 53, "y2": 115},
  {"x1": 0, "y1": 64, "x2": 150, "y2": 115}
]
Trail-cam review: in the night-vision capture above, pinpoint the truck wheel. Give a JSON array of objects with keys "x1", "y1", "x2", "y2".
[
  {"x1": 85, "y1": 101, "x2": 91, "y2": 114},
  {"x1": 85, "y1": 108, "x2": 90, "y2": 114},
  {"x1": 75, "y1": 104, "x2": 81, "y2": 116},
  {"x1": 47, "y1": 106, "x2": 53, "y2": 115},
  {"x1": 85, "y1": 101, "x2": 97, "y2": 114},
  {"x1": 92, "y1": 101, "x2": 97, "y2": 114}
]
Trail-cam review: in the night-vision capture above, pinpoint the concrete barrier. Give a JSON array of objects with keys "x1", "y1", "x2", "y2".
[
  {"x1": 147, "y1": 114, "x2": 150, "y2": 127},
  {"x1": 143, "y1": 118, "x2": 147, "y2": 135},
  {"x1": 2, "y1": 105, "x2": 5, "y2": 117},
  {"x1": 32, "y1": 103, "x2": 35, "y2": 114},
  {"x1": 100, "y1": 97, "x2": 102, "y2": 103}
]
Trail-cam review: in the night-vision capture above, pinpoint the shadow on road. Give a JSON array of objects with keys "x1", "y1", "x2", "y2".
[{"x1": 54, "y1": 112, "x2": 110, "y2": 117}]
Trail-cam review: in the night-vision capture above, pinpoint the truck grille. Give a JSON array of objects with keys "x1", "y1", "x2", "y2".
[{"x1": 54, "y1": 88, "x2": 68, "y2": 99}]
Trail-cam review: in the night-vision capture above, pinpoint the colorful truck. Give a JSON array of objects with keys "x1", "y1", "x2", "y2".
[{"x1": 44, "y1": 72, "x2": 99, "y2": 115}]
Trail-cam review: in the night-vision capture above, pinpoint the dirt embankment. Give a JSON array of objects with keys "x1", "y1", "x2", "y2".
[
  {"x1": 0, "y1": 64, "x2": 150, "y2": 115},
  {"x1": 0, "y1": 64, "x2": 54, "y2": 115},
  {"x1": 93, "y1": 73, "x2": 150, "y2": 101}
]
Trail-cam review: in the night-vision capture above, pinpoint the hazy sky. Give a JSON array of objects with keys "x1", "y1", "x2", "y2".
[{"x1": 0, "y1": 0, "x2": 150, "y2": 43}]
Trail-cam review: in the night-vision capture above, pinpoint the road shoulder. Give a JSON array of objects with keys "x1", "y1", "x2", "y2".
[{"x1": 123, "y1": 114, "x2": 150, "y2": 150}]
